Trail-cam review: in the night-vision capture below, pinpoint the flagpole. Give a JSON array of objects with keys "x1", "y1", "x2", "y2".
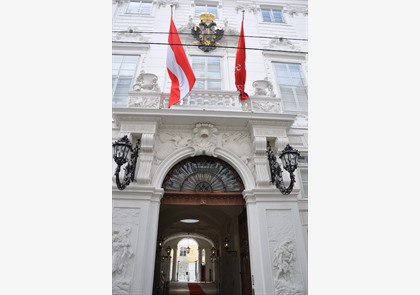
[{"x1": 170, "y1": 4, "x2": 173, "y2": 18}]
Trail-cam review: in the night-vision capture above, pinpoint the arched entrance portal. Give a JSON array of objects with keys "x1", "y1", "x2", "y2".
[{"x1": 153, "y1": 156, "x2": 252, "y2": 295}]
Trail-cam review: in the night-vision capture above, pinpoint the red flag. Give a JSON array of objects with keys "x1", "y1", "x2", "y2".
[
  {"x1": 166, "y1": 17, "x2": 196, "y2": 108},
  {"x1": 235, "y1": 19, "x2": 249, "y2": 100}
]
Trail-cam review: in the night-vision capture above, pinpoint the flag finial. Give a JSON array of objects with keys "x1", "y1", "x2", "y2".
[
  {"x1": 170, "y1": 4, "x2": 173, "y2": 17},
  {"x1": 242, "y1": 10, "x2": 245, "y2": 21}
]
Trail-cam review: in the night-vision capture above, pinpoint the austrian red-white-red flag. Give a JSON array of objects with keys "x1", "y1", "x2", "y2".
[
  {"x1": 166, "y1": 17, "x2": 196, "y2": 108},
  {"x1": 235, "y1": 18, "x2": 249, "y2": 100}
]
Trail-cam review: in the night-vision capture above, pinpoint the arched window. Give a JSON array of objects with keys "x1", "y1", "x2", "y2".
[{"x1": 201, "y1": 248, "x2": 206, "y2": 265}]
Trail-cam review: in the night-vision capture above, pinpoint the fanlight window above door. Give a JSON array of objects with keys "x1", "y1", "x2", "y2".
[{"x1": 162, "y1": 156, "x2": 244, "y2": 192}]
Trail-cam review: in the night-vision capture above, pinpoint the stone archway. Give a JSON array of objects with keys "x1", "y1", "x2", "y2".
[
  {"x1": 161, "y1": 155, "x2": 245, "y2": 206},
  {"x1": 154, "y1": 155, "x2": 252, "y2": 295}
]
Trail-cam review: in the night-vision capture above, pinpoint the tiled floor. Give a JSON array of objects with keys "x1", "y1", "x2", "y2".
[{"x1": 168, "y1": 282, "x2": 218, "y2": 295}]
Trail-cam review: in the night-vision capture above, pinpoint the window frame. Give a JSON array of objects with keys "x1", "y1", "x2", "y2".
[
  {"x1": 125, "y1": 0, "x2": 153, "y2": 15},
  {"x1": 272, "y1": 61, "x2": 308, "y2": 114},
  {"x1": 191, "y1": 55, "x2": 223, "y2": 91},
  {"x1": 260, "y1": 7, "x2": 286, "y2": 23},
  {"x1": 112, "y1": 43, "x2": 148, "y2": 106},
  {"x1": 112, "y1": 54, "x2": 141, "y2": 106},
  {"x1": 194, "y1": 2, "x2": 219, "y2": 18}
]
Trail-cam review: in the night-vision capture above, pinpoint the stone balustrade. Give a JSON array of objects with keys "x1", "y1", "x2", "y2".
[{"x1": 126, "y1": 90, "x2": 288, "y2": 114}]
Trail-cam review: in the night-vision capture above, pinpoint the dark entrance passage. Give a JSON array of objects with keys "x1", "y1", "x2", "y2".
[{"x1": 153, "y1": 156, "x2": 252, "y2": 295}]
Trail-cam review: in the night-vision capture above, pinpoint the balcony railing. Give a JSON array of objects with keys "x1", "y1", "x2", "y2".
[{"x1": 120, "y1": 90, "x2": 289, "y2": 114}]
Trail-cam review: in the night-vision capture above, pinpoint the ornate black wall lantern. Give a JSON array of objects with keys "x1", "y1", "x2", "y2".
[
  {"x1": 161, "y1": 245, "x2": 172, "y2": 261},
  {"x1": 267, "y1": 144, "x2": 300, "y2": 195},
  {"x1": 157, "y1": 236, "x2": 164, "y2": 251},
  {"x1": 112, "y1": 135, "x2": 140, "y2": 190},
  {"x1": 210, "y1": 247, "x2": 217, "y2": 263},
  {"x1": 224, "y1": 237, "x2": 230, "y2": 250}
]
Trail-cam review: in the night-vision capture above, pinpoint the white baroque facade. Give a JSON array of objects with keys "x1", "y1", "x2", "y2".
[{"x1": 112, "y1": 1, "x2": 308, "y2": 294}]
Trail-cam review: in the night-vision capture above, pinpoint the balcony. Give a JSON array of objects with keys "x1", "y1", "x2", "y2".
[{"x1": 119, "y1": 89, "x2": 285, "y2": 114}]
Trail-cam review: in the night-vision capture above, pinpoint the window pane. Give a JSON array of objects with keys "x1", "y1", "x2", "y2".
[
  {"x1": 280, "y1": 87, "x2": 298, "y2": 111},
  {"x1": 207, "y1": 5, "x2": 218, "y2": 16},
  {"x1": 207, "y1": 80, "x2": 221, "y2": 90},
  {"x1": 127, "y1": 0, "x2": 152, "y2": 14},
  {"x1": 273, "y1": 10, "x2": 284, "y2": 22},
  {"x1": 112, "y1": 55, "x2": 139, "y2": 103},
  {"x1": 278, "y1": 77, "x2": 290, "y2": 84},
  {"x1": 274, "y1": 62, "x2": 307, "y2": 113},
  {"x1": 261, "y1": 9, "x2": 271, "y2": 22},
  {"x1": 112, "y1": 55, "x2": 123, "y2": 63},
  {"x1": 207, "y1": 71, "x2": 221, "y2": 79},
  {"x1": 192, "y1": 56, "x2": 222, "y2": 90},
  {"x1": 195, "y1": 5, "x2": 206, "y2": 16},
  {"x1": 194, "y1": 80, "x2": 205, "y2": 89},
  {"x1": 140, "y1": 3, "x2": 152, "y2": 14},
  {"x1": 127, "y1": 3, "x2": 141, "y2": 13}
]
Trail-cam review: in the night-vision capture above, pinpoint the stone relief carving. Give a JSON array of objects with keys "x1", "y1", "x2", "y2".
[
  {"x1": 113, "y1": 228, "x2": 134, "y2": 275},
  {"x1": 221, "y1": 131, "x2": 253, "y2": 171},
  {"x1": 113, "y1": 227, "x2": 134, "y2": 295},
  {"x1": 154, "y1": 125, "x2": 254, "y2": 174},
  {"x1": 273, "y1": 240, "x2": 304, "y2": 295},
  {"x1": 191, "y1": 123, "x2": 221, "y2": 156},
  {"x1": 128, "y1": 96, "x2": 160, "y2": 108},
  {"x1": 156, "y1": 0, "x2": 179, "y2": 8},
  {"x1": 235, "y1": 2, "x2": 257, "y2": 13},
  {"x1": 291, "y1": 114, "x2": 308, "y2": 128},
  {"x1": 114, "y1": 27, "x2": 149, "y2": 42},
  {"x1": 112, "y1": 208, "x2": 140, "y2": 295},
  {"x1": 284, "y1": 5, "x2": 308, "y2": 16},
  {"x1": 267, "y1": 210, "x2": 304, "y2": 295},
  {"x1": 252, "y1": 101, "x2": 281, "y2": 113},
  {"x1": 155, "y1": 131, "x2": 192, "y2": 164},
  {"x1": 268, "y1": 37, "x2": 297, "y2": 51},
  {"x1": 132, "y1": 72, "x2": 161, "y2": 92}
]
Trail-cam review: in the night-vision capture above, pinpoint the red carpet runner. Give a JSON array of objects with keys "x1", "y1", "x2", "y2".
[{"x1": 187, "y1": 283, "x2": 206, "y2": 295}]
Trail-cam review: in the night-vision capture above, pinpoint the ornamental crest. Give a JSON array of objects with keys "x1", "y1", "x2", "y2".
[{"x1": 191, "y1": 12, "x2": 224, "y2": 52}]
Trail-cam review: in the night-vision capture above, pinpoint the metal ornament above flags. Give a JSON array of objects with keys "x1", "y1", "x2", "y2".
[{"x1": 191, "y1": 12, "x2": 224, "y2": 52}]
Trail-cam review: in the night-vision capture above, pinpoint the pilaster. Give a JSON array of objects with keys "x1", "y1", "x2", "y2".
[
  {"x1": 243, "y1": 188, "x2": 308, "y2": 295},
  {"x1": 112, "y1": 187, "x2": 164, "y2": 295}
]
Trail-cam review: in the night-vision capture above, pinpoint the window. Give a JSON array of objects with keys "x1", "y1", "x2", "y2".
[
  {"x1": 195, "y1": 3, "x2": 218, "y2": 18},
  {"x1": 298, "y1": 153, "x2": 308, "y2": 197},
  {"x1": 180, "y1": 247, "x2": 187, "y2": 256},
  {"x1": 126, "y1": 0, "x2": 152, "y2": 14},
  {"x1": 261, "y1": 8, "x2": 285, "y2": 23},
  {"x1": 273, "y1": 62, "x2": 308, "y2": 113},
  {"x1": 191, "y1": 56, "x2": 222, "y2": 90},
  {"x1": 201, "y1": 249, "x2": 206, "y2": 265},
  {"x1": 112, "y1": 55, "x2": 140, "y2": 105}
]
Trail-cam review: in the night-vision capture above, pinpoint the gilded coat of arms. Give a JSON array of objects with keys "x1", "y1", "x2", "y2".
[{"x1": 191, "y1": 12, "x2": 224, "y2": 52}]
